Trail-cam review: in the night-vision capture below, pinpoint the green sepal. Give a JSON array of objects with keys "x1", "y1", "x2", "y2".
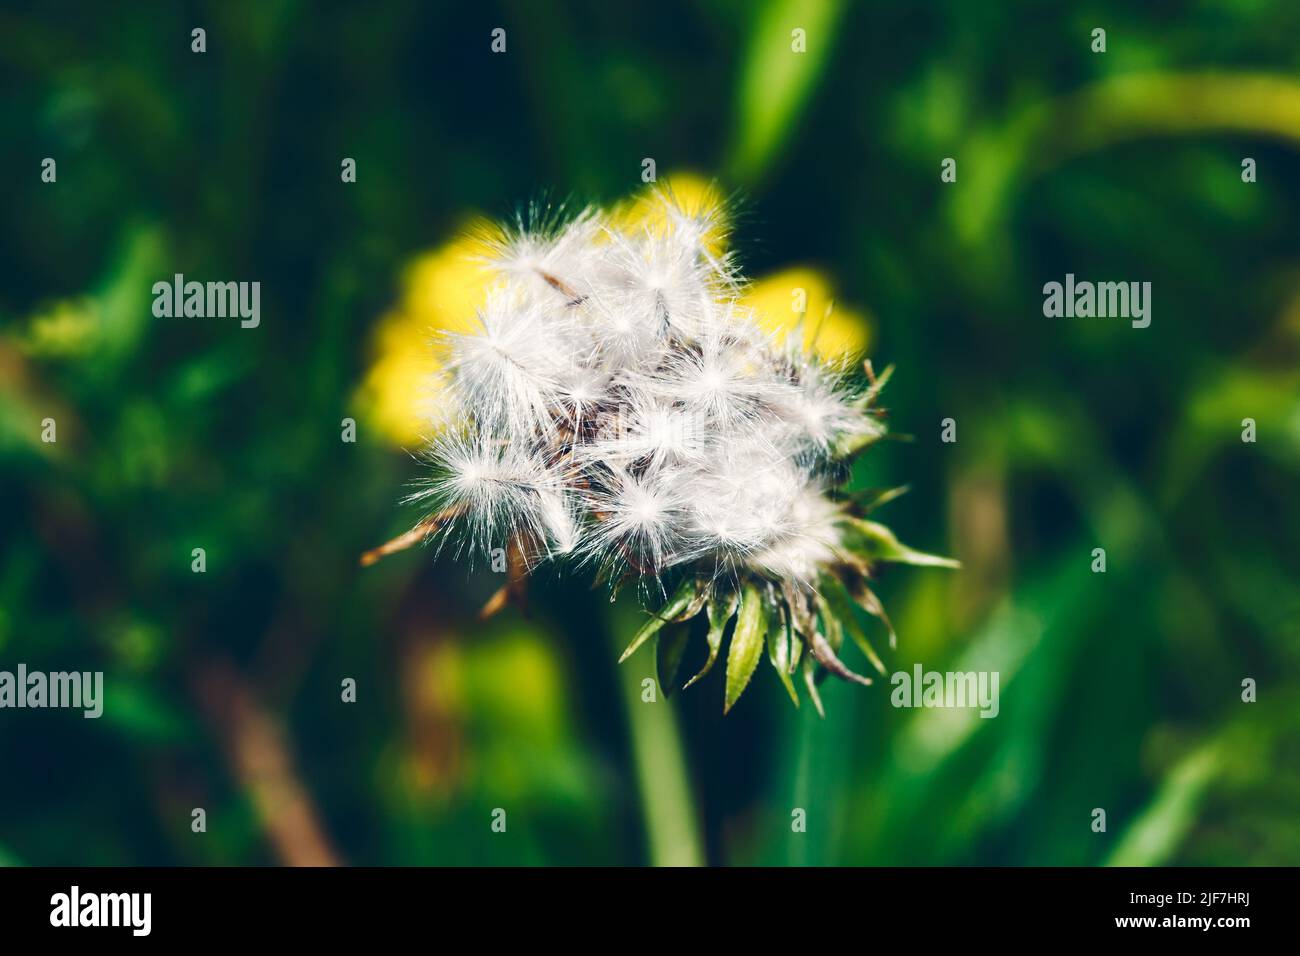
[
  {"x1": 767, "y1": 601, "x2": 800, "y2": 708},
  {"x1": 801, "y1": 653, "x2": 825, "y2": 719},
  {"x1": 813, "y1": 590, "x2": 844, "y2": 652},
  {"x1": 839, "y1": 517, "x2": 961, "y2": 568},
  {"x1": 858, "y1": 361, "x2": 894, "y2": 406},
  {"x1": 847, "y1": 484, "x2": 910, "y2": 514},
  {"x1": 683, "y1": 589, "x2": 737, "y2": 690},
  {"x1": 851, "y1": 580, "x2": 898, "y2": 652},
  {"x1": 618, "y1": 577, "x2": 701, "y2": 663},
  {"x1": 724, "y1": 582, "x2": 766, "y2": 713},
  {"x1": 808, "y1": 578, "x2": 873, "y2": 687},
  {"x1": 819, "y1": 574, "x2": 887, "y2": 676},
  {"x1": 655, "y1": 626, "x2": 692, "y2": 696},
  {"x1": 835, "y1": 418, "x2": 888, "y2": 457}
]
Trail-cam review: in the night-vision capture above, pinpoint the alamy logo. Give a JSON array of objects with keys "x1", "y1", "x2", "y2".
[
  {"x1": 50, "y1": 886, "x2": 151, "y2": 936},
  {"x1": 1042, "y1": 273, "x2": 1150, "y2": 328},
  {"x1": 151, "y1": 273, "x2": 261, "y2": 328},
  {"x1": 0, "y1": 664, "x2": 103, "y2": 718},
  {"x1": 890, "y1": 664, "x2": 1000, "y2": 718}
]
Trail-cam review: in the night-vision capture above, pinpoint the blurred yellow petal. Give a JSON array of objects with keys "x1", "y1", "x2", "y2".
[
  {"x1": 742, "y1": 266, "x2": 872, "y2": 363},
  {"x1": 355, "y1": 222, "x2": 495, "y2": 447},
  {"x1": 355, "y1": 316, "x2": 442, "y2": 448},
  {"x1": 398, "y1": 224, "x2": 496, "y2": 333},
  {"x1": 612, "y1": 172, "x2": 729, "y2": 258}
]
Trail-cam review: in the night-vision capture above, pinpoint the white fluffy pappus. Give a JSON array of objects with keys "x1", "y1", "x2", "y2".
[{"x1": 415, "y1": 187, "x2": 882, "y2": 591}]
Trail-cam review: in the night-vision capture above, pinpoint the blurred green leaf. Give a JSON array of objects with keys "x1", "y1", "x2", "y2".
[
  {"x1": 1106, "y1": 738, "x2": 1224, "y2": 867},
  {"x1": 729, "y1": 0, "x2": 845, "y2": 182},
  {"x1": 101, "y1": 680, "x2": 193, "y2": 743}
]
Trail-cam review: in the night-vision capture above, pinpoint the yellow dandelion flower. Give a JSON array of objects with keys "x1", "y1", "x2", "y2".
[
  {"x1": 355, "y1": 225, "x2": 494, "y2": 447},
  {"x1": 611, "y1": 172, "x2": 729, "y2": 259},
  {"x1": 742, "y1": 266, "x2": 871, "y2": 363}
]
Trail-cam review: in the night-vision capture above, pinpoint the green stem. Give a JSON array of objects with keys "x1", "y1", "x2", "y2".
[
  {"x1": 780, "y1": 683, "x2": 853, "y2": 866},
  {"x1": 609, "y1": 607, "x2": 704, "y2": 867},
  {"x1": 787, "y1": 713, "x2": 816, "y2": 867}
]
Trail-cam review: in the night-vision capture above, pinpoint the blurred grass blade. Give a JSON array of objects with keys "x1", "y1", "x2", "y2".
[
  {"x1": 729, "y1": 0, "x2": 845, "y2": 183},
  {"x1": 1106, "y1": 738, "x2": 1224, "y2": 867}
]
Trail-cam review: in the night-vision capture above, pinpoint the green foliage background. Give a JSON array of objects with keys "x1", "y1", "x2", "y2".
[{"x1": 2, "y1": 0, "x2": 1298, "y2": 866}]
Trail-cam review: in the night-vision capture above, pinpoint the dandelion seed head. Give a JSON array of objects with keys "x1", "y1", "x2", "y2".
[
  {"x1": 370, "y1": 185, "x2": 961, "y2": 713},
  {"x1": 416, "y1": 186, "x2": 881, "y2": 592}
]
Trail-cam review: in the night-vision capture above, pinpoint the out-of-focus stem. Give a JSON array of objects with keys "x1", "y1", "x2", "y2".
[
  {"x1": 609, "y1": 611, "x2": 704, "y2": 867},
  {"x1": 192, "y1": 658, "x2": 342, "y2": 867}
]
